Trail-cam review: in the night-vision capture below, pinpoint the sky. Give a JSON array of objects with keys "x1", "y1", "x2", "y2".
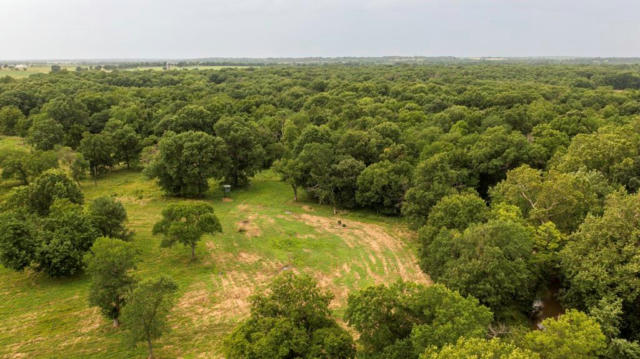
[{"x1": 0, "y1": 0, "x2": 639, "y2": 60}]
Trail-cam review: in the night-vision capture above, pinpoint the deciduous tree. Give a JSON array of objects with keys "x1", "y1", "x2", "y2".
[
  {"x1": 121, "y1": 276, "x2": 178, "y2": 359},
  {"x1": 88, "y1": 197, "x2": 132, "y2": 240},
  {"x1": 224, "y1": 272, "x2": 355, "y2": 359},
  {"x1": 145, "y1": 131, "x2": 228, "y2": 197},
  {"x1": 85, "y1": 237, "x2": 139, "y2": 327},
  {"x1": 153, "y1": 203, "x2": 222, "y2": 260}
]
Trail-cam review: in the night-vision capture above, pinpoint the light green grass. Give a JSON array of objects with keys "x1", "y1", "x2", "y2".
[
  {"x1": 0, "y1": 65, "x2": 234, "y2": 79},
  {"x1": 0, "y1": 138, "x2": 427, "y2": 358},
  {"x1": 0, "y1": 66, "x2": 77, "y2": 79}
]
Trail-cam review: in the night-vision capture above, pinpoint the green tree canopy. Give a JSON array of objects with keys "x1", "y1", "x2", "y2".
[
  {"x1": 145, "y1": 131, "x2": 228, "y2": 197},
  {"x1": 490, "y1": 165, "x2": 613, "y2": 233},
  {"x1": 345, "y1": 282, "x2": 492, "y2": 358},
  {"x1": 35, "y1": 199, "x2": 99, "y2": 277},
  {"x1": 421, "y1": 337, "x2": 539, "y2": 359},
  {"x1": 88, "y1": 196, "x2": 131, "y2": 240},
  {"x1": 356, "y1": 160, "x2": 413, "y2": 215},
  {"x1": 213, "y1": 116, "x2": 265, "y2": 187},
  {"x1": 0, "y1": 105, "x2": 25, "y2": 135},
  {"x1": 27, "y1": 117, "x2": 64, "y2": 151},
  {"x1": 85, "y1": 237, "x2": 139, "y2": 327},
  {"x1": 121, "y1": 276, "x2": 178, "y2": 359},
  {"x1": 152, "y1": 203, "x2": 222, "y2": 259},
  {"x1": 224, "y1": 272, "x2": 355, "y2": 359},
  {"x1": 26, "y1": 169, "x2": 84, "y2": 216},
  {"x1": 0, "y1": 210, "x2": 37, "y2": 271},
  {"x1": 560, "y1": 191, "x2": 640, "y2": 340},
  {"x1": 1, "y1": 149, "x2": 58, "y2": 185},
  {"x1": 78, "y1": 132, "x2": 116, "y2": 180},
  {"x1": 104, "y1": 120, "x2": 141, "y2": 168},
  {"x1": 524, "y1": 310, "x2": 606, "y2": 359},
  {"x1": 553, "y1": 124, "x2": 640, "y2": 191},
  {"x1": 422, "y1": 218, "x2": 537, "y2": 317}
]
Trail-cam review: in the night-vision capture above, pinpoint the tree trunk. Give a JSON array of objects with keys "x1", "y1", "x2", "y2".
[
  {"x1": 333, "y1": 206, "x2": 337, "y2": 215},
  {"x1": 191, "y1": 244, "x2": 196, "y2": 260},
  {"x1": 292, "y1": 185, "x2": 298, "y2": 201},
  {"x1": 147, "y1": 338, "x2": 154, "y2": 359},
  {"x1": 113, "y1": 317, "x2": 120, "y2": 328}
]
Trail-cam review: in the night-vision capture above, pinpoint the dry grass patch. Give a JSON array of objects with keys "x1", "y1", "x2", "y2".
[{"x1": 292, "y1": 213, "x2": 430, "y2": 286}]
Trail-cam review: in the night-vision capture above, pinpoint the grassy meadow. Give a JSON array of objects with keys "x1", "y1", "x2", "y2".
[
  {"x1": 0, "y1": 136, "x2": 428, "y2": 358},
  {"x1": 0, "y1": 66, "x2": 75, "y2": 79},
  {"x1": 0, "y1": 65, "x2": 236, "y2": 79}
]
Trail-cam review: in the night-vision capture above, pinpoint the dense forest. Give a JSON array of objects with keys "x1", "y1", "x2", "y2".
[{"x1": 1, "y1": 63, "x2": 640, "y2": 358}]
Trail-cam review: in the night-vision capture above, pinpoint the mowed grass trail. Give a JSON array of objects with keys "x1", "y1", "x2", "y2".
[{"x1": 0, "y1": 166, "x2": 428, "y2": 358}]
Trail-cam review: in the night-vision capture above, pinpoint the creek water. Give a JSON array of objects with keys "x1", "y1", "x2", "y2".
[{"x1": 531, "y1": 287, "x2": 564, "y2": 329}]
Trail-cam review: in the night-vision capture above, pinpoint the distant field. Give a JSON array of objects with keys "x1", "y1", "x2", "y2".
[
  {"x1": 0, "y1": 137, "x2": 427, "y2": 358},
  {"x1": 0, "y1": 65, "x2": 237, "y2": 79},
  {"x1": 127, "y1": 65, "x2": 238, "y2": 71},
  {"x1": 0, "y1": 66, "x2": 72, "y2": 79}
]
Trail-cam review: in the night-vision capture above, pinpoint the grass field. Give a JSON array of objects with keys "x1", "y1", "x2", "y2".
[
  {"x1": 0, "y1": 137, "x2": 428, "y2": 358},
  {"x1": 0, "y1": 65, "x2": 236, "y2": 79},
  {"x1": 0, "y1": 66, "x2": 75, "y2": 79}
]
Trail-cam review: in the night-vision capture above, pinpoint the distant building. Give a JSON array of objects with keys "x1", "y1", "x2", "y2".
[
  {"x1": 164, "y1": 62, "x2": 172, "y2": 71},
  {"x1": 14, "y1": 64, "x2": 28, "y2": 71}
]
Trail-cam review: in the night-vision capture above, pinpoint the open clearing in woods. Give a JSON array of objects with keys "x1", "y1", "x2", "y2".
[{"x1": 0, "y1": 154, "x2": 428, "y2": 358}]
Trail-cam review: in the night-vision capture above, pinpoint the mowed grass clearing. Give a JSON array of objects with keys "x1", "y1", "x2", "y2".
[{"x1": 0, "y1": 141, "x2": 429, "y2": 358}]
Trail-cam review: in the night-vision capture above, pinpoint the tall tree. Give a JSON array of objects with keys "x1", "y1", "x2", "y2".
[
  {"x1": 153, "y1": 203, "x2": 222, "y2": 260},
  {"x1": 524, "y1": 310, "x2": 606, "y2": 359},
  {"x1": 345, "y1": 282, "x2": 492, "y2": 359},
  {"x1": 356, "y1": 160, "x2": 413, "y2": 215},
  {"x1": 121, "y1": 276, "x2": 178, "y2": 359},
  {"x1": 0, "y1": 210, "x2": 37, "y2": 271},
  {"x1": 26, "y1": 169, "x2": 84, "y2": 216},
  {"x1": 105, "y1": 120, "x2": 142, "y2": 168},
  {"x1": 1, "y1": 150, "x2": 58, "y2": 185},
  {"x1": 0, "y1": 105, "x2": 24, "y2": 135},
  {"x1": 78, "y1": 132, "x2": 115, "y2": 181},
  {"x1": 41, "y1": 97, "x2": 89, "y2": 148},
  {"x1": 144, "y1": 131, "x2": 228, "y2": 197},
  {"x1": 224, "y1": 272, "x2": 355, "y2": 359},
  {"x1": 27, "y1": 117, "x2": 64, "y2": 151},
  {"x1": 421, "y1": 218, "x2": 537, "y2": 317},
  {"x1": 36, "y1": 199, "x2": 99, "y2": 277},
  {"x1": 214, "y1": 116, "x2": 265, "y2": 187},
  {"x1": 422, "y1": 337, "x2": 539, "y2": 359},
  {"x1": 560, "y1": 191, "x2": 640, "y2": 341},
  {"x1": 88, "y1": 197, "x2": 132, "y2": 240},
  {"x1": 85, "y1": 237, "x2": 139, "y2": 327},
  {"x1": 490, "y1": 165, "x2": 613, "y2": 233}
]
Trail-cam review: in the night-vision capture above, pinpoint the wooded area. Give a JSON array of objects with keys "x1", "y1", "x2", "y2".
[{"x1": 1, "y1": 63, "x2": 640, "y2": 358}]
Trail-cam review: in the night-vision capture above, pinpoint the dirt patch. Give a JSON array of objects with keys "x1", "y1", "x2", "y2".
[
  {"x1": 302, "y1": 205, "x2": 315, "y2": 212},
  {"x1": 174, "y1": 285, "x2": 215, "y2": 326},
  {"x1": 235, "y1": 216, "x2": 261, "y2": 238},
  {"x1": 77, "y1": 307, "x2": 102, "y2": 334},
  {"x1": 209, "y1": 260, "x2": 284, "y2": 321},
  {"x1": 297, "y1": 233, "x2": 317, "y2": 239},
  {"x1": 222, "y1": 197, "x2": 233, "y2": 202},
  {"x1": 237, "y1": 252, "x2": 261, "y2": 264}
]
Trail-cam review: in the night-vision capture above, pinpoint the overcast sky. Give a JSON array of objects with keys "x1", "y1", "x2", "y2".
[{"x1": 1, "y1": 0, "x2": 639, "y2": 60}]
